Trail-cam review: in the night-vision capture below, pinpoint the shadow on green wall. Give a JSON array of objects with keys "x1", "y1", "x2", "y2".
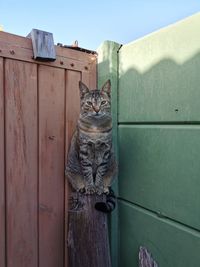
[
  {"x1": 118, "y1": 50, "x2": 200, "y2": 267},
  {"x1": 119, "y1": 51, "x2": 200, "y2": 122}
]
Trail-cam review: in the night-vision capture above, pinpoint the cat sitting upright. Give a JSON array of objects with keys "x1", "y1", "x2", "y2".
[{"x1": 65, "y1": 79, "x2": 117, "y2": 195}]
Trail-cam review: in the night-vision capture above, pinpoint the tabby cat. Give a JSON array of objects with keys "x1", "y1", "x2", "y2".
[{"x1": 65, "y1": 79, "x2": 117, "y2": 196}]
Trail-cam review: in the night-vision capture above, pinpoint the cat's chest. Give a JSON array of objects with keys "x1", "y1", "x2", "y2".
[
  {"x1": 78, "y1": 129, "x2": 112, "y2": 158},
  {"x1": 79, "y1": 130, "x2": 111, "y2": 165},
  {"x1": 79, "y1": 129, "x2": 111, "y2": 146}
]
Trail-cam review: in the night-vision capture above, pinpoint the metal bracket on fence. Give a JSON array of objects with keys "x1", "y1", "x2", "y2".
[{"x1": 27, "y1": 29, "x2": 56, "y2": 61}]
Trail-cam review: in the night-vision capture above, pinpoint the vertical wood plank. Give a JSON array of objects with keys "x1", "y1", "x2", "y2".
[
  {"x1": 65, "y1": 70, "x2": 81, "y2": 148},
  {"x1": 39, "y1": 65, "x2": 65, "y2": 267},
  {"x1": 65, "y1": 70, "x2": 81, "y2": 266},
  {"x1": 0, "y1": 57, "x2": 5, "y2": 267},
  {"x1": 82, "y1": 71, "x2": 90, "y2": 89},
  {"x1": 89, "y1": 58, "x2": 97, "y2": 88},
  {"x1": 5, "y1": 59, "x2": 38, "y2": 267},
  {"x1": 82, "y1": 59, "x2": 97, "y2": 89}
]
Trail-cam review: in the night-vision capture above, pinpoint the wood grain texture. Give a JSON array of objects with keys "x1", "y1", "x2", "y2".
[
  {"x1": 39, "y1": 65, "x2": 65, "y2": 267},
  {"x1": 68, "y1": 193, "x2": 111, "y2": 267},
  {"x1": 5, "y1": 59, "x2": 38, "y2": 267},
  {"x1": 65, "y1": 70, "x2": 81, "y2": 266},
  {"x1": 81, "y1": 71, "x2": 90, "y2": 89},
  {"x1": 82, "y1": 59, "x2": 97, "y2": 89},
  {"x1": 88, "y1": 55, "x2": 97, "y2": 88},
  {"x1": 0, "y1": 31, "x2": 95, "y2": 71},
  {"x1": 29, "y1": 29, "x2": 56, "y2": 61},
  {"x1": 0, "y1": 57, "x2": 5, "y2": 267},
  {"x1": 0, "y1": 29, "x2": 97, "y2": 267},
  {"x1": 0, "y1": 31, "x2": 95, "y2": 63},
  {"x1": 65, "y1": 70, "x2": 81, "y2": 147}
]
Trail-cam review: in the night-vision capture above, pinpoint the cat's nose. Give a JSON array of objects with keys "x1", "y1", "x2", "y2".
[{"x1": 94, "y1": 106, "x2": 100, "y2": 113}]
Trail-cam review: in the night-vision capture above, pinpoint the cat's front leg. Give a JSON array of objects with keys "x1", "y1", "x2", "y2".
[
  {"x1": 83, "y1": 167, "x2": 96, "y2": 194},
  {"x1": 95, "y1": 144, "x2": 111, "y2": 195},
  {"x1": 81, "y1": 164, "x2": 96, "y2": 194},
  {"x1": 80, "y1": 144, "x2": 95, "y2": 194},
  {"x1": 95, "y1": 162, "x2": 107, "y2": 195}
]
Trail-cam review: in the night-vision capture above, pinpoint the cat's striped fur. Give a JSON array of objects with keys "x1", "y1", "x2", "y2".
[{"x1": 65, "y1": 80, "x2": 117, "y2": 195}]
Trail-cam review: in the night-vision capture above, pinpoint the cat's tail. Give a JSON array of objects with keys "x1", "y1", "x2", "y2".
[{"x1": 95, "y1": 188, "x2": 116, "y2": 213}]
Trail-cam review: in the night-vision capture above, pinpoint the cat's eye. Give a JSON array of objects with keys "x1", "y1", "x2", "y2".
[
  {"x1": 101, "y1": 100, "x2": 106, "y2": 105},
  {"x1": 87, "y1": 101, "x2": 92, "y2": 105}
]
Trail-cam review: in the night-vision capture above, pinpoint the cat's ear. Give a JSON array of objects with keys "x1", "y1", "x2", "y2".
[
  {"x1": 101, "y1": 79, "x2": 111, "y2": 95},
  {"x1": 79, "y1": 81, "x2": 89, "y2": 98}
]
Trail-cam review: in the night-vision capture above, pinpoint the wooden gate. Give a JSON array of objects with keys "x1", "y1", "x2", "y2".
[{"x1": 0, "y1": 31, "x2": 97, "y2": 267}]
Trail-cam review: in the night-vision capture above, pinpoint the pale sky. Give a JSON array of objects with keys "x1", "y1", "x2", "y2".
[{"x1": 1, "y1": 0, "x2": 200, "y2": 50}]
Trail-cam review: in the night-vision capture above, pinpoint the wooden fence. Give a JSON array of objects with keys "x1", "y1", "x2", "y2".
[{"x1": 0, "y1": 31, "x2": 97, "y2": 267}]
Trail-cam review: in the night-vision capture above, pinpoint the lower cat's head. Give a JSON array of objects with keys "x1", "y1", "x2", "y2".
[{"x1": 79, "y1": 80, "x2": 111, "y2": 119}]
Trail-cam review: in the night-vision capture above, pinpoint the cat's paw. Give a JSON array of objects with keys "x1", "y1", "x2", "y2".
[
  {"x1": 96, "y1": 186, "x2": 104, "y2": 195},
  {"x1": 78, "y1": 187, "x2": 86, "y2": 194},
  {"x1": 85, "y1": 185, "x2": 96, "y2": 195},
  {"x1": 103, "y1": 187, "x2": 110, "y2": 194}
]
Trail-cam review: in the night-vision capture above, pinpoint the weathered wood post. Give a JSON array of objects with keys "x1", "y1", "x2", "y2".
[
  {"x1": 67, "y1": 192, "x2": 111, "y2": 267},
  {"x1": 27, "y1": 29, "x2": 56, "y2": 61}
]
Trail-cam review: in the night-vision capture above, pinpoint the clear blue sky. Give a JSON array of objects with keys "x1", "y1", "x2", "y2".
[{"x1": 1, "y1": 0, "x2": 200, "y2": 51}]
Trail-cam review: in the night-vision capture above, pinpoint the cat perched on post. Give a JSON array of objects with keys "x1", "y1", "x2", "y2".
[{"x1": 65, "y1": 80, "x2": 117, "y2": 198}]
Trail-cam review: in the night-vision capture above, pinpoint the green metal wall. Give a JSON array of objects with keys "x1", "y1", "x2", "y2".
[
  {"x1": 98, "y1": 41, "x2": 121, "y2": 267},
  {"x1": 98, "y1": 12, "x2": 200, "y2": 267}
]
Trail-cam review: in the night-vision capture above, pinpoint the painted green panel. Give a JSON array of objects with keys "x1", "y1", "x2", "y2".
[
  {"x1": 97, "y1": 40, "x2": 121, "y2": 191},
  {"x1": 119, "y1": 200, "x2": 200, "y2": 267},
  {"x1": 97, "y1": 41, "x2": 121, "y2": 267},
  {"x1": 119, "y1": 125, "x2": 200, "y2": 230},
  {"x1": 119, "y1": 13, "x2": 200, "y2": 122}
]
